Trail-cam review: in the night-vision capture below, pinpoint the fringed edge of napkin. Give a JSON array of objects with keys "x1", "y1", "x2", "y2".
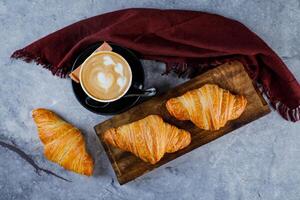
[
  {"x1": 263, "y1": 86, "x2": 300, "y2": 122},
  {"x1": 276, "y1": 102, "x2": 300, "y2": 122},
  {"x1": 11, "y1": 49, "x2": 67, "y2": 77}
]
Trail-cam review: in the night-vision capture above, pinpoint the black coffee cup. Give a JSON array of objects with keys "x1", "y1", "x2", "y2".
[{"x1": 79, "y1": 51, "x2": 156, "y2": 108}]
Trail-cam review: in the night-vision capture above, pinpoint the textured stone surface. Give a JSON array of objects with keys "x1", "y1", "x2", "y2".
[{"x1": 0, "y1": 0, "x2": 300, "y2": 199}]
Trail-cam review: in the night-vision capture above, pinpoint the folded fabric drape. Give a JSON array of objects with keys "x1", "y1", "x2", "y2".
[{"x1": 11, "y1": 8, "x2": 300, "y2": 121}]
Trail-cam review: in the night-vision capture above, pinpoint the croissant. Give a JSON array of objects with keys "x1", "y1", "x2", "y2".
[
  {"x1": 103, "y1": 115, "x2": 191, "y2": 164},
  {"x1": 32, "y1": 108, "x2": 94, "y2": 176},
  {"x1": 166, "y1": 84, "x2": 247, "y2": 131}
]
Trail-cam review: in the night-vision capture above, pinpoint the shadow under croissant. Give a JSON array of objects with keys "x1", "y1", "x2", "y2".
[
  {"x1": 84, "y1": 130, "x2": 109, "y2": 177},
  {"x1": 0, "y1": 140, "x2": 71, "y2": 182}
]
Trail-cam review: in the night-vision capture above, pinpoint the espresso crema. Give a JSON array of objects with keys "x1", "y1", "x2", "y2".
[{"x1": 80, "y1": 52, "x2": 132, "y2": 101}]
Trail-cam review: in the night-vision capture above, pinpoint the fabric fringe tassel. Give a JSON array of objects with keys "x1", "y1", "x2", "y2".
[
  {"x1": 261, "y1": 85, "x2": 300, "y2": 122},
  {"x1": 11, "y1": 49, "x2": 67, "y2": 78},
  {"x1": 275, "y1": 102, "x2": 300, "y2": 122},
  {"x1": 165, "y1": 60, "x2": 224, "y2": 78}
]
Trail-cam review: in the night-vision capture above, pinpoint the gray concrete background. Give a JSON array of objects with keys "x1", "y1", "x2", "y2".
[{"x1": 0, "y1": 0, "x2": 300, "y2": 199}]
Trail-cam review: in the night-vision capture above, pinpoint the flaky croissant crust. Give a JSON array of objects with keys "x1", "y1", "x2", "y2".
[
  {"x1": 103, "y1": 115, "x2": 191, "y2": 164},
  {"x1": 166, "y1": 84, "x2": 247, "y2": 131},
  {"x1": 32, "y1": 108, "x2": 94, "y2": 176}
]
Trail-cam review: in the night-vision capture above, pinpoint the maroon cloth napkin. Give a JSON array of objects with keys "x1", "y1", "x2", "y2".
[{"x1": 11, "y1": 8, "x2": 300, "y2": 122}]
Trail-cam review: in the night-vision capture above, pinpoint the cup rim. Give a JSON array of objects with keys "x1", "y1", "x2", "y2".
[{"x1": 79, "y1": 51, "x2": 133, "y2": 103}]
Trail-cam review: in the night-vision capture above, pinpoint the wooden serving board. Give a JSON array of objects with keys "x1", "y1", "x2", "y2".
[{"x1": 94, "y1": 61, "x2": 270, "y2": 184}]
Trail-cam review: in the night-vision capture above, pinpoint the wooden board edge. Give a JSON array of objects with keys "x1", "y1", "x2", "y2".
[{"x1": 93, "y1": 61, "x2": 273, "y2": 185}]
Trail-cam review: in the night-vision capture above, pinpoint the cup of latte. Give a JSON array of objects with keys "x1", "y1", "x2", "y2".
[{"x1": 80, "y1": 51, "x2": 156, "y2": 104}]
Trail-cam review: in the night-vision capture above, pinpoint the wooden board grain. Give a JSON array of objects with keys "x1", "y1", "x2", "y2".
[{"x1": 94, "y1": 61, "x2": 271, "y2": 184}]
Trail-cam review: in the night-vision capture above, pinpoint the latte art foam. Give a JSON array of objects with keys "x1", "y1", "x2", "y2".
[
  {"x1": 81, "y1": 52, "x2": 132, "y2": 101},
  {"x1": 96, "y1": 72, "x2": 115, "y2": 90}
]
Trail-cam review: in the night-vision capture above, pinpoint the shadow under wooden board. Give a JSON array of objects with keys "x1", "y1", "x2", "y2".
[{"x1": 94, "y1": 61, "x2": 271, "y2": 185}]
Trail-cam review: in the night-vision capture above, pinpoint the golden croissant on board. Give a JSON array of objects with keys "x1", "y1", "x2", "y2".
[
  {"x1": 103, "y1": 115, "x2": 191, "y2": 164},
  {"x1": 166, "y1": 84, "x2": 247, "y2": 131},
  {"x1": 32, "y1": 108, "x2": 94, "y2": 176}
]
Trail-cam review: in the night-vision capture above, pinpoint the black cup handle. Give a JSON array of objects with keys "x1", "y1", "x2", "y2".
[{"x1": 85, "y1": 97, "x2": 110, "y2": 108}]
